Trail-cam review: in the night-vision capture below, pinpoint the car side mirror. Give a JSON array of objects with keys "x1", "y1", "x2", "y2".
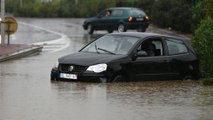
[
  {"x1": 132, "y1": 51, "x2": 147, "y2": 61},
  {"x1": 137, "y1": 51, "x2": 148, "y2": 57}
]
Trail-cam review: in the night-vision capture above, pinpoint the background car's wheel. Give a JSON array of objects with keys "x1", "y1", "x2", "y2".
[
  {"x1": 87, "y1": 24, "x2": 94, "y2": 35},
  {"x1": 117, "y1": 24, "x2": 126, "y2": 32},
  {"x1": 107, "y1": 29, "x2": 113, "y2": 33},
  {"x1": 112, "y1": 75, "x2": 125, "y2": 82}
]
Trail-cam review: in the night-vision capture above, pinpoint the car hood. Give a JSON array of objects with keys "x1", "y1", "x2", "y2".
[{"x1": 58, "y1": 52, "x2": 126, "y2": 66}]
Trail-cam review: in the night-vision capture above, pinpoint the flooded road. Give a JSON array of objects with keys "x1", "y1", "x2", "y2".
[{"x1": 0, "y1": 18, "x2": 213, "y2": 120}]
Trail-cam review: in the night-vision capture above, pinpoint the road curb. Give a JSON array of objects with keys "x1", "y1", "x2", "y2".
[{"x1": 0, "y1": 45, "x2": 43, "y2": 62}]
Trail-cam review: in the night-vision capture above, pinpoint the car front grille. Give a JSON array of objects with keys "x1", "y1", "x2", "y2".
[{"x1": 59, "y1": 64, "x2": 87, "y2": 73}]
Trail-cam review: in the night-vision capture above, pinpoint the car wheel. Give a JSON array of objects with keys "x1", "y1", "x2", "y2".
[
  {"x1": 117, "y1": 24, "x2": 126, "y2": 32},
  {"x1": 112, "y1": 75, "x2": 125, "y2": 82},
  {"x1": 182, "y1": 75, "x2": 193, "y2": 80},
  {"x1": 87, "y1": 24, "x2": 94, "y2": 35},
  {"x1": 107, "y1": 29, "x2": 113, "y2": 33}
]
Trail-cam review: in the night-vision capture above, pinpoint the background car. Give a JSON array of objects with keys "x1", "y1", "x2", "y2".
[
  {"x1": 83, "y1": 7, "x2": 150, "y2": 34},
  {"x1": 51, "y1": 32, "x2": 200, "y2": 82}
]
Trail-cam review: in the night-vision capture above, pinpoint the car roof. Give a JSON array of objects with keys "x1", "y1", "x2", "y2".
[
  {"x1": 108, "y1": 7, "x2": 140, "y2": 10},
  {"x1": 109, "y1": 32, "x2": 188, "y2": 41}
]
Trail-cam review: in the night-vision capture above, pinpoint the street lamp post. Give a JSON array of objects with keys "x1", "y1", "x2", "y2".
[{"x1": 1, "y1": 0, "x2": 5, "y2": 45}]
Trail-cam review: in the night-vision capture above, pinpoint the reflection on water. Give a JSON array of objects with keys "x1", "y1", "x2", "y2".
[
  {"x1": 50, "y1": 80, "x2": 213, "y2": 120},
  {"x1": 51, "y1": 80, "x2": 213, "y2": 106}
]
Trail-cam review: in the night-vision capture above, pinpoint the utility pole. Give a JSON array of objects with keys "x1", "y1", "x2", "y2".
[{"x1": 1, "y1": 0, "x2": 5, "y2": 45}]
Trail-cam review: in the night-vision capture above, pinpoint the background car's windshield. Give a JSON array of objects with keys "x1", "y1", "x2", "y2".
[{"x1": 80, "y1": 35, "x2": 139, "y2": 55}]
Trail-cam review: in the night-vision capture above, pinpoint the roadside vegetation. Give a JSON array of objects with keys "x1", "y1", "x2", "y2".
[
  {"x1": 192, "y1": 0, "x2": 213, "y2": 85},
  {"x1": 6, "y1": 0, "x2": 191, "y2": 33},
  {"x1": 5, "y1": 0, "x2": 213, "y2": 85}
]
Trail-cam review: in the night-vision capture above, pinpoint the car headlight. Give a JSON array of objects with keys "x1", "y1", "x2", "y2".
[{"x1": 86, "y1": 64, "x2": 107, "y2": 73}]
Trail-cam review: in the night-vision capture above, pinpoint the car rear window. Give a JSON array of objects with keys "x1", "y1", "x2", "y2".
[{"x1": 129, "y1": 9, "x2": 146, "y2": 16}]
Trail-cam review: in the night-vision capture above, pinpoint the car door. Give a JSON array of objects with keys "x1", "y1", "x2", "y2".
[
  {"x1": 94, "y1": 10, "x2": 111, "y2": 30},
  {"x1": 109, "y1": 9, "x2": 125, "y2": 29},
  {"x1": 129, "y1": 37, "x2": 173, "y2": 80},
  {"x1": 164, "y1": 37, "x2": 192, "y2": 79}
]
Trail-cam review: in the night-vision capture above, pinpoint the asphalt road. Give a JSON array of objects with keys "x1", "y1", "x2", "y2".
[{"x1": 0, "y1": 18, "x2": 212, "y2": 120}]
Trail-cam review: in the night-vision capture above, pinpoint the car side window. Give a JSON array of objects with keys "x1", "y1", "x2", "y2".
[
  {"x1": 138, "y1": 39, "x2": 164, "y2": 57},
  {"x1": 98, "y1": 10, "x2": 111, "y2": 17},
  {"x1": 166, "y1": 38, "x2": 188, "y2": 55},
  {"x1": 111, "y1": 10, "x2": 124, "y2": 17}
]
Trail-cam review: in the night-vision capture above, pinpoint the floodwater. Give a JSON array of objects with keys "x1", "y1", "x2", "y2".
[{"x1": 0, "y1": 18, "x2": 213, "y2": 120}]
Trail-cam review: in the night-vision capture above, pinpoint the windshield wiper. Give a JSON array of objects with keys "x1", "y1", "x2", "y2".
[
  {"x1": 97, "y1": 48, "x2": 116, "y2": 55},
  {"x1": 94, "y1": 42, "x2": 100, "y2": 54}
]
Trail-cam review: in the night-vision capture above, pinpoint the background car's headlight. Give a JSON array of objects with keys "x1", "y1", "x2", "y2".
[{"x1": 86, "y1": 64, "x2": 107, "y2": 73}]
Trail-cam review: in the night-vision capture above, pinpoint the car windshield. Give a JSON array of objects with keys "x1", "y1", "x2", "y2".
[{"x1": 80, "y1": 35, "x2": 139, "y2": 55}]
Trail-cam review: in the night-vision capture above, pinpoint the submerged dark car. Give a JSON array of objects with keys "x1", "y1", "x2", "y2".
[
  {"x1": 83, "y1": 7, "x2": 150, "y2": 34},
  {"x1": 51, "y1": 32, "x2": 200, "y2": 82}
]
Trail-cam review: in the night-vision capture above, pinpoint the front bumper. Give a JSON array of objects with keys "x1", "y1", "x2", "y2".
[
  {"x1": 51, "y1": 69, "x2": 112, "y2": 82},
  {"x1": 82, "y1": 22, "x2": 88, "y2": 30}
]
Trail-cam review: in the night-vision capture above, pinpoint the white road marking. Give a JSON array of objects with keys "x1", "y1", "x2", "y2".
[
  {"x1": 18, "y1": 22, "x2": 72, "y2": 53},
  {"x1": 61, "y1": 23, "x2": 82, "y2": 28}
]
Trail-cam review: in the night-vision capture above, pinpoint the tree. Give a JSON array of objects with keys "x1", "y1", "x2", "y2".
[
  {"x1": 192, "y1": 0, "x2": 213, "y2": 84},
  {"x1": 193, "y1": 17, "x2": 213, "y2": 77},
  {"x1": 151, "y1": 0, "x2": 192, "y2": 33}
]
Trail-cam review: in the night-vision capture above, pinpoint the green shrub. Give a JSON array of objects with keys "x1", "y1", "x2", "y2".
[
  {"x1": 151, "y1": 0, "x2": 192, "y2": 33},
  {"x1": 206, "y1": 0, "x2": 213, "y2": 17},
  {"x1": 193, "y1": 17, "x2": 213, "y2": 78},
  {"x1": 202, "y1": 77, "x2": 213, "y2": 86},
  {"x1": 192, "y1": 0, "x2": 207, "y2": 33}
]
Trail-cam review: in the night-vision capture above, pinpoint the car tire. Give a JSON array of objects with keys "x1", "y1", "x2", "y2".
[
  {"x1": 117, "y1": 24, "x2": 127, "y2": 32},
  {"x1": 112, "y1": 75, "x2": 125, "y2": 82},
  {"x1": 87, "y1": 24, "x2": 94, "y2": 35},
  {"x1": 182, "y1": 75, "x2": 193, "y2": 80},
  {"x1": 107, "y1": 29, "x2": 113, "y2": 33}
]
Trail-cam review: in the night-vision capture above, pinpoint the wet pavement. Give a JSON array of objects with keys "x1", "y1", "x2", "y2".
[{"x1": 0, "y1": 18, "x2": 213, "y2": 120}]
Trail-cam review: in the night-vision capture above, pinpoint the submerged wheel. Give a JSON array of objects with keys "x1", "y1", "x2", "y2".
[
  {"x1": 112, "y1": 75, "x2": 125, "y2": 82},
  {"x1": 117, "y1": 24, "x2": 126, "y2": 32},
  {"x1": 107, "y1": 29, "x2": 113, "y2": 33},
  {"x1": 182, "y1": 75, "x2": 193, "y2": 80},
  {"x1": 87, "y1": 24, "x2": 94, "y2": 35}
]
